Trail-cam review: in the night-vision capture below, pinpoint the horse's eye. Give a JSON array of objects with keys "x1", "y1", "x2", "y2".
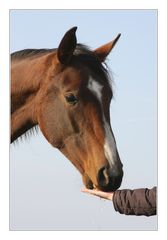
[{"x1": 65, "y1": 94, "x2": 78, "y2": 105}]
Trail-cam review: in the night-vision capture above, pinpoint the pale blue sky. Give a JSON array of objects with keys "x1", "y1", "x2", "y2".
[{"x1": 10, "y1": 10, "x2": 157, "y2": 230}]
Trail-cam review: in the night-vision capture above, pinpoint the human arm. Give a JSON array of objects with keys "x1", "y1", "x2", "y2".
[{"x1": 81, "y1": 187, "x2": 156, "y2": 216}]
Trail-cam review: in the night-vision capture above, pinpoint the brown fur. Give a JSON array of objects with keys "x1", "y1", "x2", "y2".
[{"x1": 11, "y1": 27, "x2": 123, "y2": 191}]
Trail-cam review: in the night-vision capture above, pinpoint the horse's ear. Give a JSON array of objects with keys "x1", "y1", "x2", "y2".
[
  {"x1": 57, "y1": 27, "x2": 77, "y2": 64},
  {"x1": 94, "y1": 33, "x2": 121, "y2": 62}
]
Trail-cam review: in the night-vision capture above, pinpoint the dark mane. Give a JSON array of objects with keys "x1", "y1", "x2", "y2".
[
  {"x1": 11, "y1": 44, "x2": 94, "y2": 59},
  {"x1": 74, "y1": 44, "x2": 110, "y2": 77},
  {"x1": 11, "y1": 44, "x2": 112, "y2": 94},
  {"x1": 11, "y1": 44, "x2": 107, "y2": 70},
  {"x1": 11, "y1": 48, "x2": 57, "y2": 60},
  {"x1": 74, "y1": 44, "x2": 113, "y2": 96}
]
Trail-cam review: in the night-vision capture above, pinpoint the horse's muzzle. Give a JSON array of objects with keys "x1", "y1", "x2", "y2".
[
  {"x1": 82, "y1": 166, "x2": 123, "y2": 192},
  {"x1": 97, "y1": 166, "x2": 123, "y2": 192}
]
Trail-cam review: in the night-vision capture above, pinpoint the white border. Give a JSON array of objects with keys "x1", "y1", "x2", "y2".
[{"x1": 0, "y1": 0, "x2": 166, "y2": 239}]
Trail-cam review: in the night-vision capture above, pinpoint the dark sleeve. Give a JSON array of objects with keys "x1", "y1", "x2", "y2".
[{"x1": 113, "y1": 187, "x2": 156, "y2": 216}]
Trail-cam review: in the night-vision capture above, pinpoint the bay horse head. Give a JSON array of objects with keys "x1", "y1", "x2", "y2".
[{"x1": 11, "y1": 27, "x2": 123, "y2": 192}]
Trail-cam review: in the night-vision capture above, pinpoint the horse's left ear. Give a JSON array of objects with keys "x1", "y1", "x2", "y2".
[
  {"x1": 94, "y1": 33, "x2": 121, "y2": 62},
  {"x1": 57, "y1": 27, "x2": 77, "y2": 64}
]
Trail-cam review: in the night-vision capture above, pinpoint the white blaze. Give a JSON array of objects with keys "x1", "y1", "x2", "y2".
[{"x1": 87, "y1": 77, "x2": 117, "y2": 167}]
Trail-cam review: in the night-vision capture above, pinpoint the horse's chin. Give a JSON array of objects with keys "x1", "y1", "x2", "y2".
[
  {"x1": 82, "y1": 174, "x2": 94, "y2": 190},
  {"x1": 82, "y1": 173, "x2": 122, "y2": 192}
]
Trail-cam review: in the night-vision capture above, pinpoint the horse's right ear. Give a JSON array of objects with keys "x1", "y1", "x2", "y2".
[
  {"x1": 57, "y1": 27, "x2": 77, "y2": 64},
  {"x1": 94, "y1": 33, "x2": 121, "y2": 62}
]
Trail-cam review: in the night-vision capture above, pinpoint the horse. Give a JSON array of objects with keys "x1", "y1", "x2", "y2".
[{"x1": 11, "y1": 27, "x2": 123, "y2": 192}]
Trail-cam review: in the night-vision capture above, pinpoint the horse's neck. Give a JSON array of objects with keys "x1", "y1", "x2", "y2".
[
  {"x1": 11, "y1": 52, "x2": 56, "y2": 142},
  {"x1": 11, "y1": 58, "x2": 44, "y2": 142},
  {"x1": 11, "y1": 93, "x2": 38, "y2": 142}
]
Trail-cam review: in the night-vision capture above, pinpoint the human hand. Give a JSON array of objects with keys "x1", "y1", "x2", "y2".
[{"x1": 81, "y1": 187, "x2": 114, "y2": 201}]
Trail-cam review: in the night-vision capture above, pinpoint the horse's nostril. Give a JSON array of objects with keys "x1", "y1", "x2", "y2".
[
  {"x1": 97, "y1": 166, "x2": 123, "y2": 191},
  {"x1": 97, "y1": 167, "x2": 110, "y2": 187}
]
